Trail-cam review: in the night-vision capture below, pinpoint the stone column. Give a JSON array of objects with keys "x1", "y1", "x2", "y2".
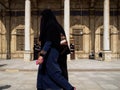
[
  {"x1": 89, "y1": 8, "x2": 95, "y2": 59},
  {"x1": 24, "y1": 0, "x2": 31, "y2": 61},
  {"x1": 117, "y1": 1, "x2": 120, "y2": 58},
  {"x1": 64, "y1": 0, "x2": 70, "y2": 60},
  {"x1": 7, "y1": 12, "x2": 11, "y2": 59},
  {"x1": 5, "y1": 10, "x2": 11, "y2": 59},
  {"x1": 103, "y1": 0, "x2": 111, "y2": 61},
  {"x1": 64, "y1": 0, "x2": 70, "y2": 45}
]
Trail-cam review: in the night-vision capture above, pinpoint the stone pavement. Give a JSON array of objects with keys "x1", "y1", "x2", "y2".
[{"x1": 0, "y1": 59, "x2": 120, "y2": 90}]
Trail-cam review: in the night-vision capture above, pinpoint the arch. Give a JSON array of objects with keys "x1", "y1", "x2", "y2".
[
  {"x1": 70, "y1": 24, "x2": 90, "y2": 34},
  {"x1": 96, "y1": 25, "x2": 118, "y2": 34},
  {"x1": 70, "y1": 24, "x2": 90, "y2": 59},
  {"x1": 95, "y1": 25, "x2": 119, "y2": 59},
  {"x1": 11, "y1": 24, "x2": 34, "y2": 58},
  {"x1": 0, "y1": 19, "x2": 7, "y2": 59}
]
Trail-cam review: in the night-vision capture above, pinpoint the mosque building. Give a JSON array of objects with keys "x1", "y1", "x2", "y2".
[{"x1": 0, "y1": 0, "x2": 120, "y2": 61}]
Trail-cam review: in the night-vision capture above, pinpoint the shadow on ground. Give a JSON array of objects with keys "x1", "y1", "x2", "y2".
[
  {"x1": 0, "y1": 64, "x2": 7, "y2": 67},
  {"x1": 0, "y1": 85, "x2": 11, "y2": 90}
]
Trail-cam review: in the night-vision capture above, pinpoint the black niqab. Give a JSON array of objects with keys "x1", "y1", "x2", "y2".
[
  {"x1": 39, "y1": 9, "x2": 65, "y2": 41},
  {"x1": 40, "y1": 9, "x2": 57, "y2": 41}
]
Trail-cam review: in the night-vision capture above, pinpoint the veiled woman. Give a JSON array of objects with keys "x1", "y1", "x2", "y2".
[{"x1": 36, "y1": 9, "x2": 75, "y2": 90}]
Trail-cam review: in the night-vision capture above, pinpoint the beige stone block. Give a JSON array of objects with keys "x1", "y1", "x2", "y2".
[
  {"x1": 103, "y1": 51, "x2": 112, "y2": 61},
  {"x1": 24, "y1": 51, "x2": 32, "y2": 61}
]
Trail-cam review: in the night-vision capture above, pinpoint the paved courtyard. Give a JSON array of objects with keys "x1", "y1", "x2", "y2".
[{"x1": 0, "y1": 59, "x2": 120, "y2": 90}]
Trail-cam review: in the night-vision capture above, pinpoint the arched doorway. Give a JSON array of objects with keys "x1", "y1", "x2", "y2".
[
  {"x1": 0, "y1": 18, "x2": 7, "y2": 59},
  {"x1": 70, "y1": 24, "x2": 90, "y2": 59},
  {"x1": 95, "y1": 25, "x2": 119, "y2": 59},
  {"x1": 11, "y1": 25, "x2": 34, "y2": 59}
]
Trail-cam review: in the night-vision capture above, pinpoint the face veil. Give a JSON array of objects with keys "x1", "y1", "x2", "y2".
[{"x1": 39, "y1": 9, "x2": 58, "y2": 41}]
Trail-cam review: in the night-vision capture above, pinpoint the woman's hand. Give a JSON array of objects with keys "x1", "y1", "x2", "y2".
[
  {"x1": 74, "y1": 87, "x2": 76, "y2": 90},
  {"x1": 60, "y1": 39, "x2": 68, "y2": 45},
  {"x1": 36, "y1": 56, "x2": 44, "y2": 65}
]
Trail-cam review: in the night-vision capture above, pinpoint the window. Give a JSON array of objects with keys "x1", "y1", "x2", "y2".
[
  {"x1": 72, "y1": 29, "x2": 83, "y2": 51},
  {"x1": 16, "y1": 29, "x2": 24, "y2": 51}
]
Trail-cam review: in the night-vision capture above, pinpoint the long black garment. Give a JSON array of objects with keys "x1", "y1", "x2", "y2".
[
  {"x1": 37, "y1": 9, "x2": 74, "y2": 90},
  {"x1": 57, "y1": 25, "x2": 69, "y2": 80},
  {"x1": 39, "y1": 9, "x2": 68, "y2": 79}
]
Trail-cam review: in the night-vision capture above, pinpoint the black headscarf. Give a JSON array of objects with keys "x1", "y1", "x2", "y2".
[
  {"x1": 39, "y1": 9, "x2": 65, "y2": 41},
  {"x1": 39, "y1": 9, "x2": 67, "y2": 74},
  {"x1": 39, "y1": 9, "x2": 62, "y2": 74},
  {"x1": 40, "y1": 9, "x2": 57, "y2": 40}
]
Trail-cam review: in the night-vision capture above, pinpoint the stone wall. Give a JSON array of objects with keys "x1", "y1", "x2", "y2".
[{"x1": 0, "y1": 0, "x2": 120, "y2": 60}]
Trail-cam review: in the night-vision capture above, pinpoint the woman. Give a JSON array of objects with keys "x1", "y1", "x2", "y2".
[
  {"x1": 58, "y1": 28, "x2": 70, "y2": 81},
  {"x1": 33, "y1": 40, "x2": 41, "y2": 60},
  {"x1": 37, "y1": 9, "x2": 75, "y2": 90}
]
